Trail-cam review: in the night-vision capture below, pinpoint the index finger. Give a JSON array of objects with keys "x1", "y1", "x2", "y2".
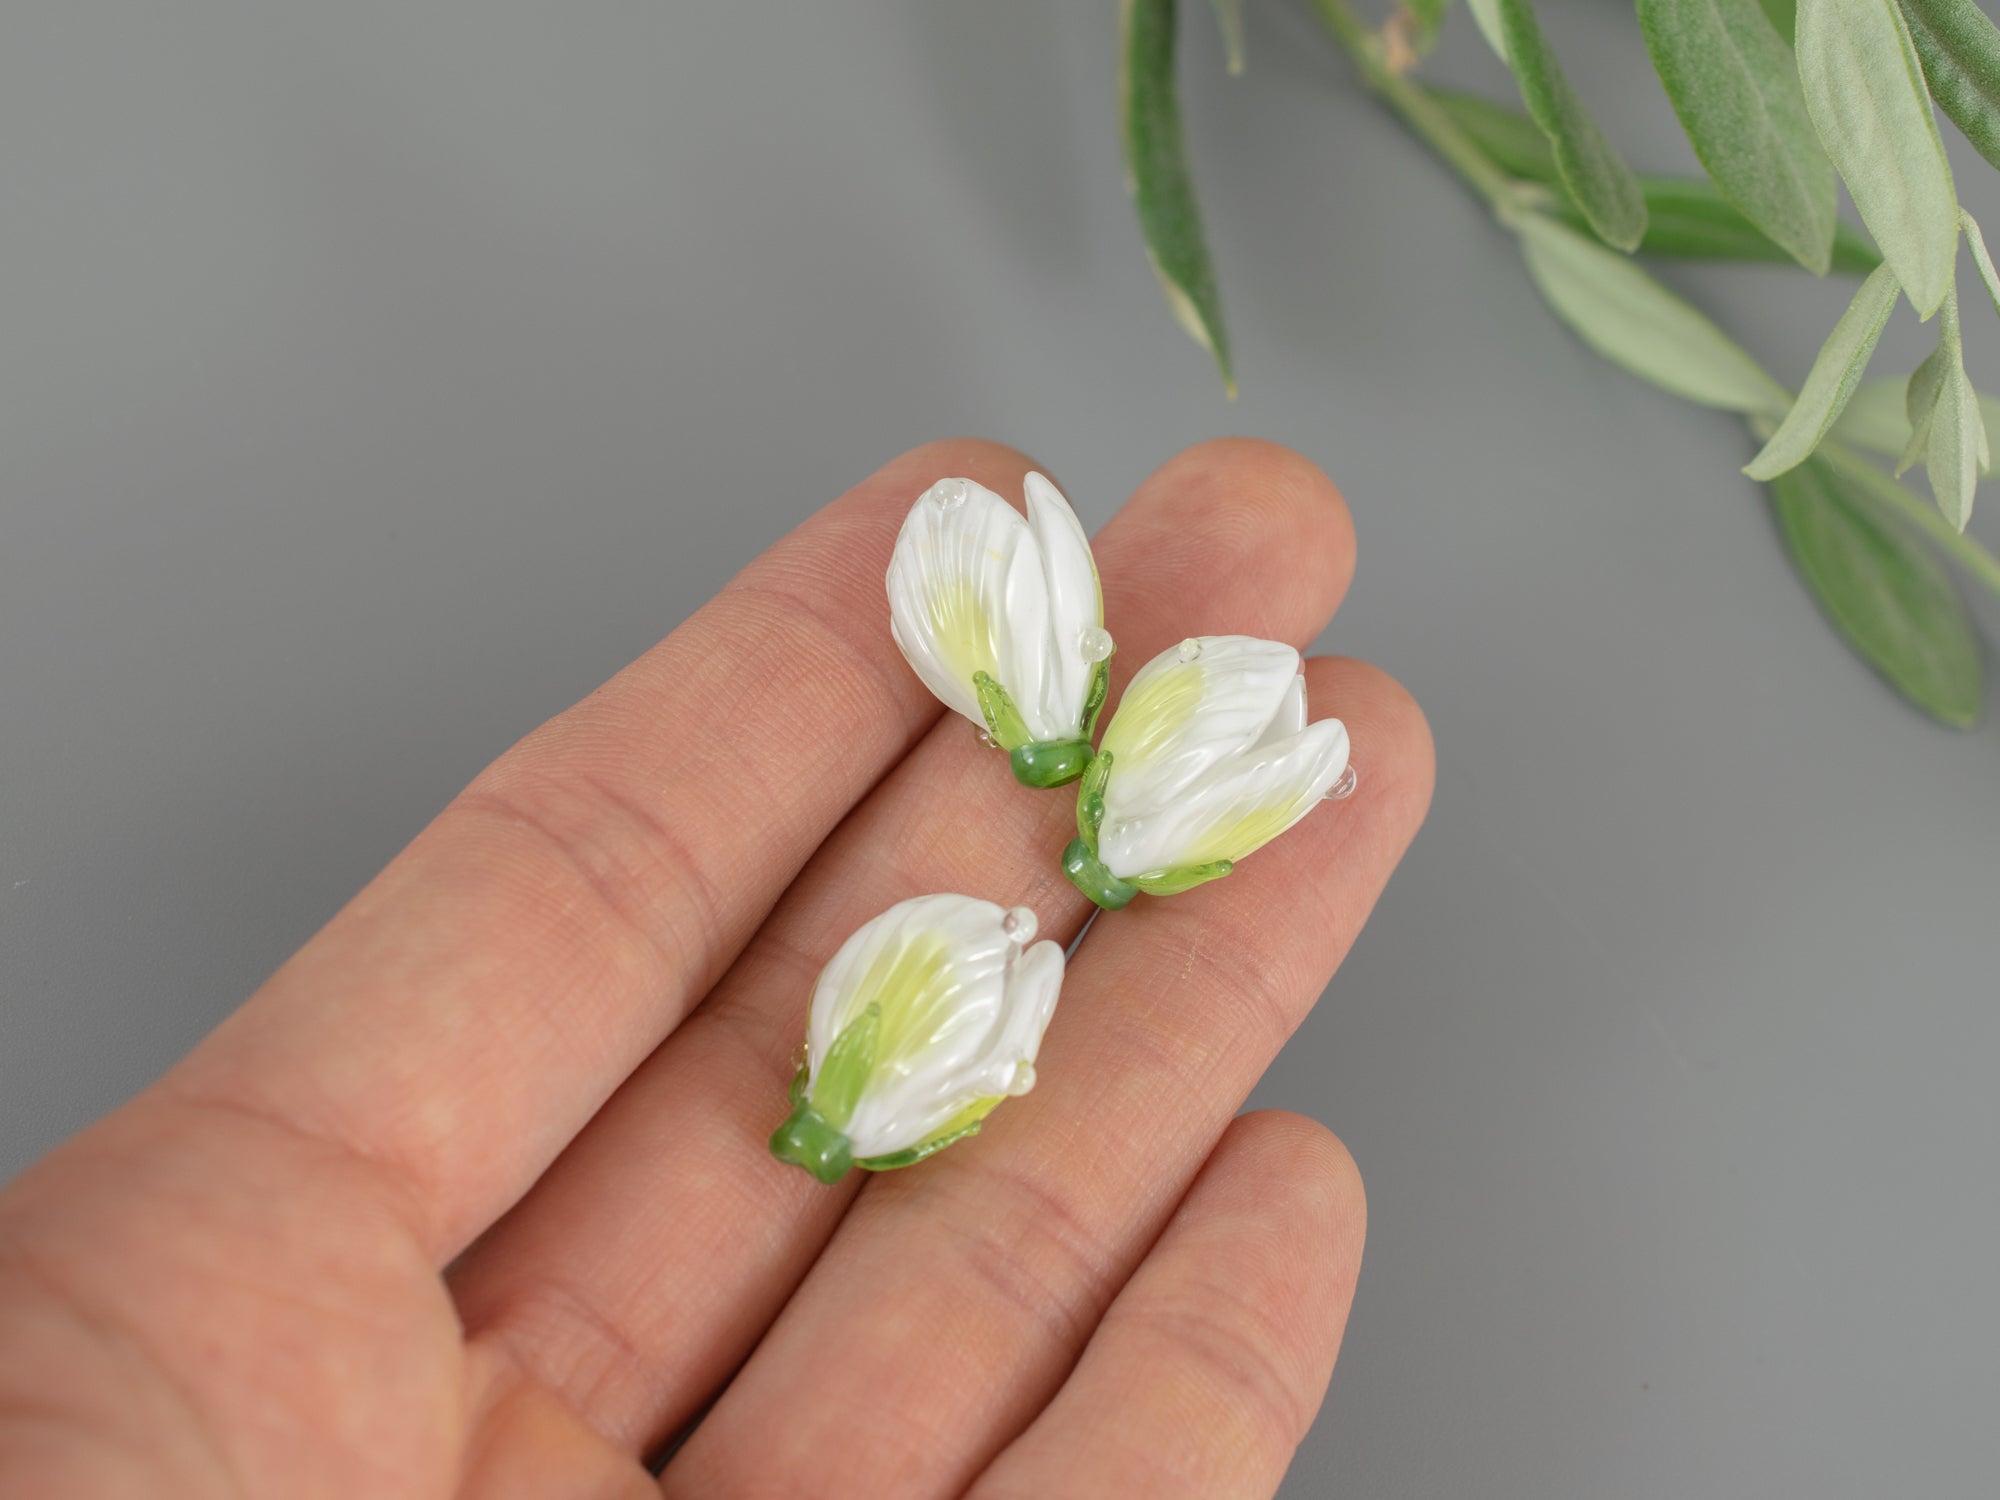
[{"x1": 158, "y1": 440, "x2": 1043, "y2": 1259}]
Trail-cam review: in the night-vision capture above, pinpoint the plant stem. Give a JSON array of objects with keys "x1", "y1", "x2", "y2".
[{"x1": 1305, "y1": 0, "x2": 1521, "y2": 217}]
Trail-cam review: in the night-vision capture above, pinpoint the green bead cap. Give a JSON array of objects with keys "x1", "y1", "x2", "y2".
[
  {"x1": 1062, "y1": 837, "x2": 1139, "y2": 910},
  {"x1": 769, "y1": 1104, "x2": 855, "y2": 1184},
  {"x1": 1010, "y1": 740, "x2": 1092, "y2": 787}
]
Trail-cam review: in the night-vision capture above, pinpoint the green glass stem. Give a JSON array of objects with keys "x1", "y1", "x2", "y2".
[
  {"x1": 1011, "y1": 740, "x2": 1093, "y2": 788},
  {"x1": 1062, "y1": 838, "x2": 1139, "y2": 910},
  {"x1": 769, "y1": 1104, "x2": 854, "y2": 1184}
]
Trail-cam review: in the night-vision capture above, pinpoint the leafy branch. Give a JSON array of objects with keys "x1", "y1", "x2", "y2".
[{"x1": 1118, "y1": 0, "x2": 2000, "y2": 727}]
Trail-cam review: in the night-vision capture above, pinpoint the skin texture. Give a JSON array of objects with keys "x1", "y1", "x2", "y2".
[{"x1": 0, "y1": 439, "x2": 1433, "y2": 1500}]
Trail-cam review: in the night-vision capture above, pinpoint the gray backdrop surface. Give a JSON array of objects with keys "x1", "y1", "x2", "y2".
[{"x1": 4, "y1": 3, "x2": 1998, "y2": 1495}]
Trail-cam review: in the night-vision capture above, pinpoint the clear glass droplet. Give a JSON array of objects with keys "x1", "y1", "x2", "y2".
[
  {"x1": 1078, "y1": 625, "x2": 1115, "y2": 663},
  {"x1": 1001, "y1": 906, "x2": 1038, "y2": 945},
  {"x1": 1005, "y1": 1061, "x2": 1038, "y2": 1096},
  {"x1": 929, "y1": 477, "x2": 969, "y2": 510},
  {"x1": 976, "y1": 727, "x2": 999, "y2": 750},
  {"x1": 1326, "y1": 763, "x2": 1358, "y2": 801},
  {"x1": 1176, "y1": 637, "x2": 1203, "y2": 663}
]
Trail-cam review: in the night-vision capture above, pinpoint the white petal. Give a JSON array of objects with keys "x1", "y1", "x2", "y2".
[
  {"x1": 1022, "y1": 472, "x2": 1102, "y2": 737},
  {"x1": 845, "y1": 934, "x2": 1065, "y2": 1156},
  {"x1": 995, "y1": 524, "x2": 1060, "y2": 741},
  {"x1": 805, "y1": 893, "x2": 1011, "y2": 1074},
  {"x1": 1097, "y1": 636, "x2": 1301, "y2": 818},
  {"x1": 885, "y1": 481, "x2": 1031, "y2": 729},
  {"x1": 1257, "y1": 674, "x2": 1308, "y2": 748},
  {"x1": 1099, "y1": 718, "x2": 1350, "y2": 877}
]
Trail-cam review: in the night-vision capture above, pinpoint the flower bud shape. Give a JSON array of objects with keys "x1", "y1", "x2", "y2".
[
  {"x1": 887, "y1": 474, "x2": 1112, "y2": 788},
  {"x1": 769, "y1": 894, "x2": 1065, "y2": 1183},
  {"x1": 1062, "y1": 636, "x2": 1352, "y2": 909}
]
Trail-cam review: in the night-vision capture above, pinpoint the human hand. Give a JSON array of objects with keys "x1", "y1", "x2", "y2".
[{"x1": 0, "y1": 439, "x2": 1433, "y2": 1499}]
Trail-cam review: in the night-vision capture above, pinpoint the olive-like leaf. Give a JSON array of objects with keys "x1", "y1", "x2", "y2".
[
  {"x1": 1796, "y1": 0, "x2": 1959, "y2": 316},
  {"x1": 1746, "y1": 262, "x2": 1901, "y2": 478},
  {"x1": 1402, "y1": 0, "x2": 1451, "y2": 57},
  {"x1": 1900, "y1": 0, "x2": 2000, "y2": 172},
  {"x1": 1760, "y1": 0, "x2": 1800, "y2": 41},
  {"x1": 1498, "y1": 0, "x2": 1648, "y2": 250},
  {"x1": 1960, "y1": 208, "x2": 2000, "y2": 317},
  {"x1": 1639, "y1": 0, "x2": 1837, "y2": 272},
  {"x1": 1430, "y1": 90, "x2": 1880, "y2": 270},
  {"x1": 1926, "y1": 289, "x2": 1986, "y2": 528},
  {"x1": 1517, "y1": 214, "x2": 1790, "y2": 411},
  {"x1": 1833, "y1": 375, "x2": 2000, "y2": 468},
  {"x1": 1898, "y1": 342, "x2": 1948, "y2": 473},
  {"x1": 1211, "y1": 0, "x2": 1246, "y2": 74},
  {"x1": 1121, "y1": 0, "x2": 1235, "y2": 394},
  {"x1": 1769, "y1": 452, "x2": 1981, "y2": 725},
  {"x1": 1467, "y1": 0, "x2": 1509, "y2": 58}
]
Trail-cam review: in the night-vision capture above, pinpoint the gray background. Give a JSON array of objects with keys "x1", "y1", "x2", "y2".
[{"x1": 4, "y1": 2, "x2": 1997, "y2": 1495}]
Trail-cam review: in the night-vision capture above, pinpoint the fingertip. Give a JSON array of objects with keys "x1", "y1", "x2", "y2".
[
  {"x1": 1303, "y1": 656, "x2": 1436, "y2": 840},
  {"x1": 1211, "y1": 1110, "x2": 1366, "y2": 1258}
]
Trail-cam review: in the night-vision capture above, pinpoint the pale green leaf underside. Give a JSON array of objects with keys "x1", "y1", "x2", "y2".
[
  {"x1": 1796, "y1": 0, "x2": 1959, "y2": 316},
  {"x1": 1960, "y1": 209, "x2": 2000, "y2": 318},
  {"x1": 1517, "y1": 214, "x2": 1789, "y2": 411},
  {"x1": 1468, "y1": 0, "x2": 1509, "y2": 57},
  {"x1": 1121, "y1": 0, "x2": 1235, "y2": 394},
  {"x1": 1210, "y1": 0, "x2": 1247, "y2": 74},
  {"x1": 1926, "y1": 290, "x2": 1986, "y2": 528},
  {"x1": 1833, "y1": 375, "x2": 2000, "y2": 469},
  {"x1": 1639, "y1": 0, "x2": 1837, "y2": 273},
  {"x1": 1768, "y1": 452, "x2": 1981, "y2": 724},
  {"x1": 1899, "y1": 0, "x2": 2000, "y2": 171},
  {"x1": 1498, "y1": 0, "x2": 1648, "y2": 250},
  {"x1": 1745, "y1": 261, "x2": 1900, "y2": 477}
]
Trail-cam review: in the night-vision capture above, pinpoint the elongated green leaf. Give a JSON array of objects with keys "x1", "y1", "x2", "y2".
[
  {"x1": 1926, "y1": 289, "x2": 1986, "y2": 527},
  {"x1": 1900, "y1": 0, "x2": 2000, "y2": 171},
  {"x1": 1211, "y1": 0, "x2": 1246, "y2": 74},
  {"x1": 1760, "y1": 0, "x2": 1800, "y2": 41},
  {"x1": 1498, "y1": 0, "x2": 1648, "y2": 249},
  {"x1": 1121, "y1": 0, "x2": 1235, "y2": 394},
  {"x1": 1833, "y1": 374, "x2": 2000, "y2": 465},
  {"x1": 1899, "y1": 343, "x2": 1948, "y2": 471},
  {"x1": 1402, "y1": 0, "x2": 1452, "y2": 57},
  {"x1": 1797, "y1": 0, "x2": 1959, "y2": 316},
  {"x1": 1746, "y1": 262, "x2": 1900, "y2": 477},
  {"x1": 1467, "y1": 0, "x2": 1510, "y2": 58},
  {"x1": 1639, "y1": 0, "x2": 1837, "y2": 272},
  {"x1": 1429, "y1": 90, "x2": 1881, "y2": 269},
  {"x1": 1517, "y1": 214, "x2": 1790, "y2": 410},
  {"x1": 1960, "y1": 208, "x2": 2000, "y2": 316},
  {"x1": 1769, "y1": 452, "x2": 1981, "y2": 724}
]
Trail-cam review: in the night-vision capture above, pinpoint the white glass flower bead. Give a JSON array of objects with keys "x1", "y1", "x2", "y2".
[
  {"x1": 887, "y1": 474, "x2": 1112, "y2": 788},
  {"x1": 1062, "y1": 636, "x2": 1352, "y2": 909},
  {"x1": 769, "y1": 894, "x2": 1065, "y2": 1184}
]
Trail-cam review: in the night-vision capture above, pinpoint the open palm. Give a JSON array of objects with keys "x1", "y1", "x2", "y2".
[{"x1": 0, "y1": 439, "x2": 1432, "y2": 1499}]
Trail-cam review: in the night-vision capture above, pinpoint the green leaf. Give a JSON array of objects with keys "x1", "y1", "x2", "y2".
[
  {"x1": 1745, "y1": 262, "x2": 1901, "y2": 478},
  {"x1": 1899, "y1": 0, "x2": 2000, "y2": 171},
  {"x1": 1517, "y1": 213, "x2": 1790, "y2": 410},
  {"x1": 1467, "y1": 0, "x2": 1510, "y2": 58},
  {"x1": 1498, "y1": 0, "x2": 1649, "y2": 250},
  {"x1": 1430, "y1": 89, "x2": 1879, "y2": 269},
  {"x1": 1768, "y1": 452, "x2": 1981, "y2": 724},
  {"x1": 1427, "y1": 87, "x2": 1559, "y2": 182},
  {"x1": 1796, "y1": 0, "x2": 1959, "y2": 316},
  {"x1": 1639, "y1": 0, "x2": 1837, "y2": 272},
  {"x1": 1832, "y1": 374, "x2": 2000, "y2": 467},
  {"x1": 1121, "y1": 0, "x2": 1235, "y2": 394},
  {"x1": 1129, "y1": 858, "x2": 1234, "y2": 896},
  {"x1": 1401, "y1": 0, "x2": 1452, "y2": 56},
  {"x1": 811, "y1": 1004, "x2": 881, "y2": 1130},
  {"x1": 1760, "y1": 0, "x2": 1800, "y2": 41},
  {"x1": 1211, "y1": 0, "x2": 1246, "y2": 74},
  {"x1": 1925, "y1": 288, "x2": 1986, "y2": 527},
  {"x1": 1960, "y1": 208, "x2": 2000, "y2": 317},
  {"x1": 1898, "y1": 342, "x2": 1947, "y2": 472}
]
